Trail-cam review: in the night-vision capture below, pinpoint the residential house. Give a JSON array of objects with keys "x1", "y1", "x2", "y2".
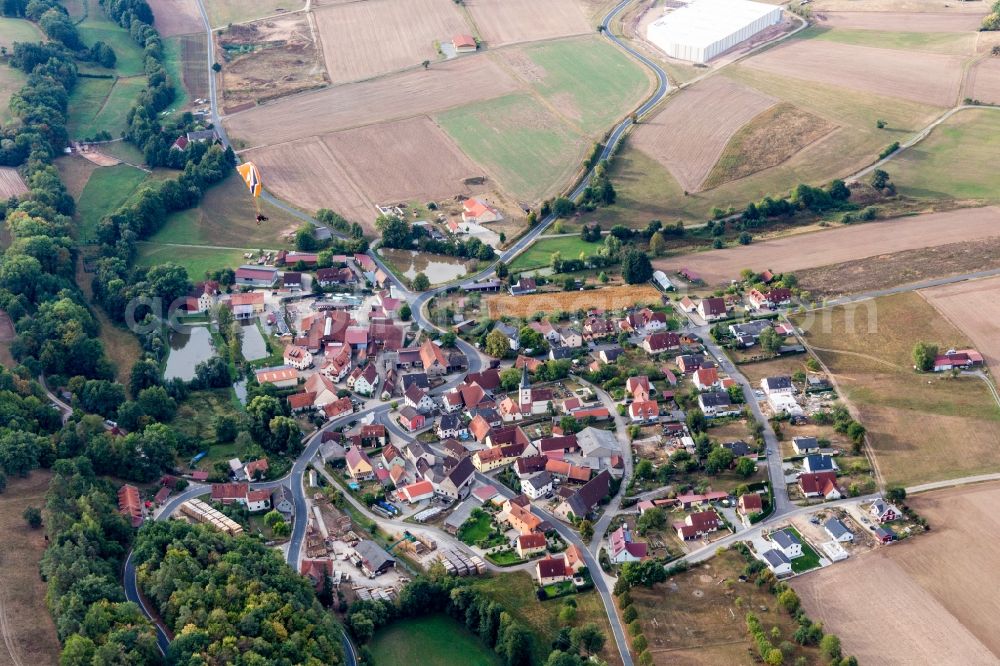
[
  {"x1": 875, "y1": 525, "x2": 896, "y2": 544},
  {"x1": 244, "y1": 458, "x2": 269, "y2": 481},
  {"x1": 282, "y1": 271, "x2": 303, "y2": 291},
  {"x1": 824, "y1": 517, "x2": 854, "y2": 543},
  {"x1": 748, "y1": 288, "x2": 792, "y2": 310},
  {"x1": 493, "y1": 321, "x2": 520, "y2": 350},
  {"x1": 399, "y1": 480, "x2": 435, "y2": 503},
  {"x1": 722, "y1": 440, "x2": 753, "y2": 458},
  {"x1": 558, "y1": 328, "x2": 583, "y2": 348},
  {"x1": 698, "y1": 391, "x2": 740, "y2": 417},
  {"x1": 406, "y1": 441, "x2": 435, "y2": 468},
  {"x1": 271, "y1": 486, "x2": 295, "y2": 515},
  {"x1": 771, "y1": 528, "x2": 803, "y2": 559},
  {"x1": 509, "y1": 277, "x2": 537, "y2": 296},
  {"x1": 529, "y1": 321, "x2": 561, "y2": 344},
  {"x1": 932, "y1": 348, "x2": 985, "y2": 372},
  {"x1": 305, "y1": 373, "x2": 339, "y2": 408},
  {"x1": 229, "y1": 292, "x2": 265, "y2": 320},
  {"x1": 677, "y1": 354, "x2": 712, "y2": 374},
  {"x1": 597, "y1": 345, "x2": 624, "y2": 364},
  {"x1": 515, "y1": 455, "x2": 548, "y2": 479},
  {"x1": 738, "y1": 493, "x2": 763, "y2": 518},
  {"x1": 404, "y1": 385, "x2": 436, "y2": 413},
  {"x1": 675, "y1": 510, "x2": 721, "y2": 540},
  {"x1": 798, "y1": 471, "x2": 841, "y2": 500},
  {"x1": 761, "y1": 376, "x2": 794, "y2": 395},
  {"x1": 693, "y1": 366, "x2": 720, "y2": 390},
  {"x1": 642, "y1": 331, "x2": 681, "y2": 355},
  {"x1": 697, "y1": 297, "x2": 728, "y2": 321},
  {"x1": 420, "y1": 339, "x2": 448, "y2": 376},
  {"x1": 436, "y1": 457, "x2": 475, "y2": 500},
  {"x1": 316, "y1": 266, "x2": 356, "y2": 286},
  {"x1": 628, "y1": 400, "x2": 659, "y2": 423},
  {"x1": 522, "y1": 472, "x2": 554, "y2": 500},
  {"x1": 583, "y1": 317, "x2": 615, "y2": 341},
  {"x1": 729, "y1": 319, "x2": 773, "y2": 347},
  {"x1": 802, "y1": 454, "x2": 837, "y2": 474},
  {"x1": 398, "y1": 406, "x2": 426, "y2": 432},
  {"x1": 300, "y1": 559, "x2": 334, "y2": 592},
  {"x1": 762, "y1": 549, "x2": 792, "y2": 576},
  {"x1": 549, "y1": 346, "x2": 575, "y2": 361},
  {"x1": 626, "y1": 375, "x2": 651, "y2": 402},
  {"x1": 283, "y1": 345, "x2": 313, "y2": 370},
  {"x1": 352, "y1": 364, "x2": 380, "y2": 396},
  {"x1": 609, "y1": 525, "x2": 647, "y2": 563},
  {"x1": 346, "y1": 448, "x2": 375, "y2": 481},
  {"x1": 554, "y1": 470, "x2": 610, "y2": 521},
  {"x1": 870, "y1": 499, "x2": 900, "y2": 523},
  {"x1": 437, "y1": 414, "x2": 467, "y2": 439},
  {"x1": 792, "y1": 436, "x2": 819, "y2": 454},
  {"x1": 462, "y1": 197, "x2": 502, "y2": 223},
  {"x1": 118, "y1": 484, "x2": 143, "y2": 528},
  {"x1": 381, "y1": 444, "x2": 406, "y2": 470},
  {"x1": 516, "y1": 533, "x2": 547, "y2": 559},
  {"x1": 323, "y1": 396, "x2": 353, "y2": 420},
  {"x1": 536, "y1": 557, "x2": 570, "y2": 586},
  {"x1": 505, "y1": 499, "x2": 543, "y2": 535}
]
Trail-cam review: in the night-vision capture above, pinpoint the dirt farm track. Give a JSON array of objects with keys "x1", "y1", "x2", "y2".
[
  {"x1": 794, "y1": 483, "x2": 1000, "y2": 664},
  {"x1": 657, "y1": 207, "x2": 1000, "y2": 285}
]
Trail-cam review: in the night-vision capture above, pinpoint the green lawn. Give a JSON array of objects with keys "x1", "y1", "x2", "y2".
[
  {"x1": 521, "y1": 35, "x2": 651, "y2": 135},
  {"x1": 0, "y1": 16, "x2": 42, "y2": 48},
  {"x1": 67, "y1": 76, "x2": 146, "y2": 140},
  {"x1": 891, "y1": 108, "x2": 1000, "y2": 202},
  {"x1": 0, "y1": 64, "x2": 26, "y2": 125},
  {"x1": 76, "y1": 164, "x2": 148, "y2": 241},
  {"x1": 370, "y1": 615, "x2": 500, "y2": 666},
  {"x1": 509, "y1": 235, "x2": 607, "y2": 272},
  {"x1": 204, "y1": 0, "x2": 305, "y2": 28},
  {"x1": 137, "y1": 242, "x2": 252, "y2": 279},
  {"x1": 801, "y1": 25, "x2": 975, "y2": 55},
  {"x1": 436, "y1": 93, "x2": 587, "y2": 202},
  {"x1": 161, "y1": 36, "x2": 189, "y2": 112},
  {"x1": 77, "y1": 11, "x2": 147, "y2": 77},
  {"x1": 457, "y1": 510, "x2": 493, "y2": 546},
  {"x1": 787, "y1": 527, "x2": 822, "y2": 573},
  {"x1": 486, "y1": 549, "x2": 526, "y2": 567},
  {"x1": 148, "y1": 173, "x2": 301, "y2": 248}
]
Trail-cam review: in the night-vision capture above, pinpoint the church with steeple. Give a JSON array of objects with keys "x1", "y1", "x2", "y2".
[{"x1": 498, "y1": 365, "x2": 555, "y2": 421}]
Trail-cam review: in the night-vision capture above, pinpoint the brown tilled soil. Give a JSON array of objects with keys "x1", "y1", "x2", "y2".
[
  {"x1": 631, "y1": 76, "x2": 776, "y2": 192},
  {"x1": 314, "y1": 0, "x2": 470, "y2": 84},
  {"x1": 795, "y1": 483, "x2": 1000, "y2": 665},
  {"x1": 219, "y1": 14, "x2": 328, "y2": 107},
  {"x1": 921, "y1": 274, "x2": 1000, "y2": 370},
  {"x1": 796, "y1": 236, "x2": 1000, "y2": 300},
  {"x1": 224, "y1": 55, "x2": 519, "y2": 146},
  {"x1": 464, "y1": 0, "x2": 591, "y2": 47},
  {"x1": 0, "y1": 167, "x2": 28, "y2": 198},
  {"x1": 811, "y1": 0, "x2": 988, "y2": 12},
  {"x1": 180, "y1": 33, "x2": 210, "y2": 101},
  {"x1": 743, "y1": 39, "x2": 964, "y2": 107},
  {"x1": 811, "y1": 10, "x2": 985, "y2": 31},
  {"x1": 147, "y1": 0, "x2": 204, "y2": 37},
  {"x1": 486, "y1": 284, "x2": 662, "y2": 318},
  {"x1": 0, "y1": 471, "x2": 62, "y2": 666},
  {"x1": 701, "y1": 102, "x2": 837, "y2": 190},
  {"x1": 966, "y1": 58, "x2": 1000, "y2": 105},
  {"x1": 655, "y1": 206, "x2": 1000, "y2": 285}
]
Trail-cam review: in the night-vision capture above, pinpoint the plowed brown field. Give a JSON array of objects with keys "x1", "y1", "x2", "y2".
[
  {"x1": 313, "y1": 0, "x2": 470, "y2": 84},
  {"x1": 812, "y1": 10, "x2": 984, "y2": 32},
  {"x1": 0, "y1": 167, "x2": 28, "y2": 198},
  {"x1": 921, "y1": 275, "x2": 1000, "y2": 370},
  {"x1": 743, "y1": 39, "x2": 963, "y2": 107},
  {"x1": 465, "y1": 0, "x2": 591, "y2": 46},
  {"x1": 630, "y1": 76, "x2": 775, "y2": 192},
  {"x1": 656, "y1": 207, "x2": 1000, "y2": 285},
  {"x1": 794, "y1": 483, "x2": 1000, "y2": 665},
  {"x1": 148, "y1": 0, "x2": 203, "y2": 36},
  {"x1": 225, "y1": 55, "x2": 520, "y2": 146},
  {"x1": 966, "y1": 58, "x2": 1000, "y2": 105}
]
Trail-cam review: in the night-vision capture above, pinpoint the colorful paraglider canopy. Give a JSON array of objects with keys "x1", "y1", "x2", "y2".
[{"x1": 237, "y1": 162, "x2": 262, "y2": 197}]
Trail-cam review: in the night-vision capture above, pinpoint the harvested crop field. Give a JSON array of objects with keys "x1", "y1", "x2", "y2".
[
  {"x1": 742, "y1": 39, "x2": 963, "y2": 107},
  {"x1": 314, "y1": 0, "x2": 469, "y2": 84},
  {"x1": 203, "y1": 0, "x2": 304, "y2": 28},
  {"x1": 702, "y1": 102, "x2": 836, "y2": 190},
  {"x1": 793, "y1": 292, "x2": 1000, "y2": 487},
  {"x1": 656, "y1": 206, "x2": 1000, "y2": 285},
  {"x1": 243, "y1": 137, "x2": 373, "y2": 223},
  {"x1": 921, "y1": 275, "x2": 1000, "y2": 370},
  {"x1": 630, "y1": 76, "x2": 776, "y2": 192},
  {"x1": 486, "y1": 284, "x2": 662, "y2": 318},
  {"x1": 0, "y1": 167, "x2": 28, "y2": 198},
  {"x1": 966, "y1": 58, "x2": 1000, "y2": 105},
  {"x1": 219, "y1": 14, "x2": 327, "y2": 108},
  {"x1": 148, "y1": 0, "x2": 203, "y2": 37},
  {"x1": 177, "y1": 33, "x2": 210, "y2": 101},
  {"x1": 464, "y1": 0, "x2": 591, "y2": 47},
  {"x1": 795, "y1": 483, "x2": 1000, "y2": 664},
  {"x1": 225, "y1": 55, "x2": 519, "y2": 146},
  {"x1": 0, "y1": 471, "x2": 61, "y2": 666},
  {"x1": 812, "y1": 10, "x2": 985, "y2": 32},
  {"x1": 796, "y1": 235, "x2": 1000, "y2": 300},
  {"x1": 811, "y1": 0, "x2": 987, "y2": 12}
]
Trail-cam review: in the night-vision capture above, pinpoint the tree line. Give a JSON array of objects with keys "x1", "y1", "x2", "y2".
[{"x1": 376, "y1": 213, "x2": 497, "y2": 261}]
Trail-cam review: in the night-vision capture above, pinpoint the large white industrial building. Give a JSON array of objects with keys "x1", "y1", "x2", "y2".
[{"x1": 646, "y1": 0, "x2": 783, "y2": 64}]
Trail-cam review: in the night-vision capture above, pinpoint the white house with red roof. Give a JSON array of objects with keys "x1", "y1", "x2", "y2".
[
  {"x1": 462, "y1": 198, "x2": 502, "y2": 224},
  {"x1": 304, "y1": 373, "x2": 339, "y2": 407},
  {"x1": 628, "y1": 400, "x2": 659, "y2": 423},
  {"x1": 453, "y1": 33, "x2": 477, "y2": 52},
  {"x1": 609, "y1": 525, "x2": 647, "y2": 563},
  {"x1": 283, "y1": 345, "x2": 313, "y2": 370},
  {"x1": 932, "y1": 349, "x2": 984, "y2": 372},
  {"x1": 748, "y1": 288, "x2": 792, "y2": 310}
]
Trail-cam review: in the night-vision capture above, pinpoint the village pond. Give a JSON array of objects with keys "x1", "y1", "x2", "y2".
[
  {"x1": 164, "y1": 325, "x2": 216, "y2": 381},
  {"x1": 378, "y1": 248, "x2": 469, "y2": 284}
]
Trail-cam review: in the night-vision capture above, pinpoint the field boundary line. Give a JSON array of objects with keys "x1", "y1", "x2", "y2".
[
  {"x1": 0, "y1": 585, "x2": 24, "y2": 666},
  {"x1": 804, "y1": 344, "x2": 903, "y2": 371}
]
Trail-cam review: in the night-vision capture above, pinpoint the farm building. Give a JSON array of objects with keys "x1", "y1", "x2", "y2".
[{"x1": 646, "y1": 0, "x2": 782, "y2": 64}]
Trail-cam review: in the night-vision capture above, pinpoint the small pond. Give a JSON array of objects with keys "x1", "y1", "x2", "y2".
[
  {"x1": 378, "y1": 248, "x2": 469, "y2": 284},
  {"x1": 164, "y1": 326, "x2": 216, "y2": 381}
]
